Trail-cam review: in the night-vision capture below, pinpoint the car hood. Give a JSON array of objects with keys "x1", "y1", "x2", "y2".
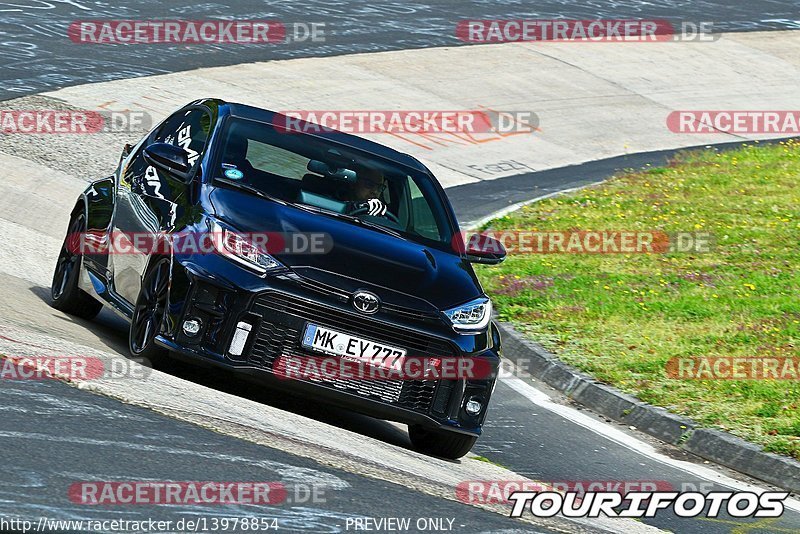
[{"x1": 207, "y1": 187, "x2": 482, "y2": 311}]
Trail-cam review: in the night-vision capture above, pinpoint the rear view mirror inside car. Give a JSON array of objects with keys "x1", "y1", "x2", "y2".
[{"x1": 307, "y1": 159, "x2": 357, "y2": 182}]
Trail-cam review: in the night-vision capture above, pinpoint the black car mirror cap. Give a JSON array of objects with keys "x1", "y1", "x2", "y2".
[
  {"x1": 143, "y1": 142, "x2": 193, "y2": 183},
  {"x1": 462, "y1": 234, "x2": 507, "y2": 264},
  {"x1": 466, "y1": 251, "x2": 506, "y2": 265}
]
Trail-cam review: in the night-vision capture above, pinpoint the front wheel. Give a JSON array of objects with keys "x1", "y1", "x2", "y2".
[
  {"x1": 408, "y1": 424, "x2": 478, "y2": 459},
  {"x1": 50, "y1": 211, "x2": 103, "y2": 320},
  {"x1": 129, "y1": 257, "x2": 170, "y2": 365}
]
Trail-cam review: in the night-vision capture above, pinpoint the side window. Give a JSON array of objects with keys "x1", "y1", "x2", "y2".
[{"x1": 408, "y1": 177, "x2": 441, "y2": 241}]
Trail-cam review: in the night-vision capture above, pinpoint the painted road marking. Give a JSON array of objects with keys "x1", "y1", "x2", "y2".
[{"x1": 499, "y1": 371, "x2": 800, "y2": 514}]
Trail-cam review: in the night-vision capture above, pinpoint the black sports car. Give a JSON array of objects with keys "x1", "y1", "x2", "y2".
[{"x1": 51, "y1": 99, "x2": 506, "y2": 459}]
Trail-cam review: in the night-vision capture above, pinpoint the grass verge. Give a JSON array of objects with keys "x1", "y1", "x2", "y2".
[{"x1": 476, "y1": 140, "x2": 800, "y2": 459}]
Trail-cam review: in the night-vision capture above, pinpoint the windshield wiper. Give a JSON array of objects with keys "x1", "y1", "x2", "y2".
[
  {"x1": 215, "y1": 177, "x2": 287, "y2": 205},
  {"x1": 292, "y1": 203, "x2": 405, "y2": 239}
]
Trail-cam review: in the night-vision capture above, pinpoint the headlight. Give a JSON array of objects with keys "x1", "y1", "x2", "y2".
[
  {"x1": 208, "y1": 219, "x2": 281, "y2": 274},
  {"x1": 444, "y1": 297, "x2": 492, "y2": 332}
]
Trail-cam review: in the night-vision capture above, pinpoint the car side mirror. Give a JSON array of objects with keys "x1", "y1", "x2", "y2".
[
  {"x1": 143, "y1": 143, "x2": 192, "y2": 183},
  {"x1": 459, "y1": 233, "x2": 507, "y2": 265}
]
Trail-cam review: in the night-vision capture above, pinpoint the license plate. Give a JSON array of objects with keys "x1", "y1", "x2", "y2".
[{"x1": 301, "y1": 324, "x2": 407, "y2": 363}]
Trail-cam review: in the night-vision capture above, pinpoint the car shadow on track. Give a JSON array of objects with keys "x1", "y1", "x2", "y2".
[
  {"x1": 162, "y1": 354, "x2": 414, "y2": 451},
  {"x1": 30, "y1": 285, "x2": 416, "y2": 454}
]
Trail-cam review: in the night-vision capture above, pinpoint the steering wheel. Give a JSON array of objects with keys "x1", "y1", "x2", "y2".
[{"x1": 351, "y1": 206, "x2": 401, "y2": 225}]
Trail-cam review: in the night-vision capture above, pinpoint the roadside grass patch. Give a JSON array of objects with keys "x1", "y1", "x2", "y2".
[{"x1": 476, "y1": 140, "x2": 800, "y2": 459}]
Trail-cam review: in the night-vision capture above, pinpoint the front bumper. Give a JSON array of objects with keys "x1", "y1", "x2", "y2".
[{"x1": 158, "y1": 257, "x2": 500, "y2": 436}]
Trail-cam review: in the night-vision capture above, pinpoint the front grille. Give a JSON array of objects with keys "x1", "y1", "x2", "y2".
[
  {"x1": 252, "y1": 292, "x2": 456, "y2": 356},
  {"x1": 274, "y1": 272, "x2": 443, "y2": 325},
  {"x1": 247, "y1": 291, "x2": 458, "y2": 414},
  {"x1": 382, "y1": 302, "x2": 442, "y2": 324},
  {"x1": 276, "y1": 350, "x2": 406, "y2": 404}
]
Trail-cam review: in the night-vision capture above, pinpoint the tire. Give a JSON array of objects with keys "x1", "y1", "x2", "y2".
[
  {"x1": 408, "y1": 424, "x2": 478, "y2": 459},
  {"x1": 50, "y1": 211, "x2": 103, "y2": 320},
  {"x1": 128, "y1": 256, "x2": 170, "y2": 365}
]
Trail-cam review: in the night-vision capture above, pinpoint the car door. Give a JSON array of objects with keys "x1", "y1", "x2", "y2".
[{"x1": 110, "y1": 106, "x2": 212, "y2": 307}]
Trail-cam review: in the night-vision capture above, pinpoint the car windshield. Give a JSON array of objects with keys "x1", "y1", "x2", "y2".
[{"x1": 212, "y1": 117, "x2": 454, "y2": 247}]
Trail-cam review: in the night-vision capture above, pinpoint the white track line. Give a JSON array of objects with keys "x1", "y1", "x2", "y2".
[
  {"x1": 464, "y1": 182, "x2": 606, "y2": 230},
  {"x1": 500, "y1": 373, "x2": 800, "y2": 513}
]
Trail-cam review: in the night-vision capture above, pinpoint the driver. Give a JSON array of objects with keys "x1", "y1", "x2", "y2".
[{"x1": 339, "y1": 165, "x2": 388, "y2": 216}]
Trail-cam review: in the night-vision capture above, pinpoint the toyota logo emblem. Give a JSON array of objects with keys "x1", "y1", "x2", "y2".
[{"x1": 352, "y1": 290, "x2": 380, "y2": 314}]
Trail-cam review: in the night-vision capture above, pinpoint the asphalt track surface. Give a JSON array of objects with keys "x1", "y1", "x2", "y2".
[
  {"x1": 1, "y1": 0, "x2": 800, "y2": 99},
  {"x1": 0, "y1": 378, "x2": 552, "y2": 534},
  {"x1": 2, "y1": 1, "x2": 800, "y2": 533}
]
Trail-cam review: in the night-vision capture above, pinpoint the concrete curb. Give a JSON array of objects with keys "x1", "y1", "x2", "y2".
[{"x1": 497, "y1": 321, "x2": 800, "y2": 493}]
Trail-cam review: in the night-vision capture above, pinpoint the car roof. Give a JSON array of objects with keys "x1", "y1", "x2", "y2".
[{"x1": 207, "y1": 100, "x2": 429, "y2": 174}]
